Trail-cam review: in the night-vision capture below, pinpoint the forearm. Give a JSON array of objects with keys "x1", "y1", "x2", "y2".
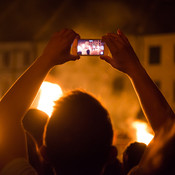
[
  {"x1": 0, "y1": 29, "x2": 80, "y2": 169},
  {"x1": 0, "y1": 56, "x2": 52, "y2": 122},
  {"x1": 128, "y1": 63, "x2": 175, "y2": 133}
]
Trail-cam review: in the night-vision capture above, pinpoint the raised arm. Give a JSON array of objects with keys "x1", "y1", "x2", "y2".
[
  {"x1": 0, "y1": 29, "x2": 80, "y2": 169},
  {"x1": 100, "y1": 29, "x2": 175, "y2": 133}
]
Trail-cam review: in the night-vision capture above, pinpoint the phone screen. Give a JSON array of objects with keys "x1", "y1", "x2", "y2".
[{"x1": 77, "y1": 39, "x2": 105, "y2": 56}]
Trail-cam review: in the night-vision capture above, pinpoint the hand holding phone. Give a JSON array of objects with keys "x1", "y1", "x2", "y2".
[{"x1": 71, "y1": 39, "x2": 108, "y2": 56}]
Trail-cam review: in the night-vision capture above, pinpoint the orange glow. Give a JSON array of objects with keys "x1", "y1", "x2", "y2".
[
  {"x1": 132, "y1": 121, "x2": 154, "y2": 145},
  {"x1": 37, "y1": 81, "x2": 63, "y2": 117}
]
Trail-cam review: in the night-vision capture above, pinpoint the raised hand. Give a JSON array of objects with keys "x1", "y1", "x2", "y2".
[
  {"x1": 40, "y1": 29, "x2": 80, "y2": 67},
  {"x1": 100, "y1": 29, "x2": 141, "y2": 76}
]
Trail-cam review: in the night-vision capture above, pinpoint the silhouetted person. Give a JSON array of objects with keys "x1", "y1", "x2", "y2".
[
  {"x1": 86, "y1": 49, "x2": 90, "y2": 55},
  {"x1": 1, "y1": 28, "x2": 175, "y2": 175},
  {"x1": 103, "y1": 146, "x2": 124, "y2": 175},
  {"x1": 100, "y1": 30, "x2": 175, "y2": 174},
  {"x1": 128, "y1": 119, "x2": 175, "y2": 175},
  {"x1": 23, "y1": 108, "x2": 49, "y2": 147},
  {"x1": 123, "y1": 142, "x2": 147, "y2": 174},
  {"x1": 0, "y1": 29, "x2": 114, "y2": 175},
  {"x1": 41, "y1": 90, "x2": 113, "y2": 175},
  {"x1": 23, "y1": 109, "x2": 54, "y2": 175}
]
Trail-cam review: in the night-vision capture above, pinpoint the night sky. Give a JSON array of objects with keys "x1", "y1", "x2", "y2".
[{"x1": 0, "y1": 0, "x2": 175, "y2": 41}]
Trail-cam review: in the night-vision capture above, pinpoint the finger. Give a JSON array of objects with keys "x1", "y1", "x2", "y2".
[
  {"x1": 102, "y1": 36, "x2": 117, "y2": 53},
  {"x1": 107, "y1": 33, "x2": 126, "y2": 47},
  {"x1": 106, "y1": 31, "x2": 127, "y2": 46},
  {"x1": 102, "y1": 35, "x2": 126, "y2": 57},
  {"x1": 76, "y1": 34, "x2": 80, "y2": 40},
  {"x1": 106, "y1": 33, "x2": 118, "y2": 38},
  {"x1": 117, "y1": 29, "x2": 136, "y2": 54},
  {"x1": 61, "y1": 28, "x2": 71, "y2": 35},
  {"x1": 64, "y1": 29, "x2": 78, "y2": 38},
  {"x1": 55, "y1": 29, "x2": 69, "y2": 37},
  {"x1": 102, "y1": 34, "x2": 121, "y2": 52},
  {"x1": 100, "y1": 55, "x2": 112, "y2": 64},
  {"x1": 66, "y1": 31, "x2": 80, "y2": 45},
  {"x1": 106, "y1": 32, "x2": 132, "y2": 54},
  {"x1": 71, "y1": 37, "x2": 79, "y2": 55},
  {"x1": 117, "y1": 29, "x2": 130, "y2": 45},
  {"x1": 68, "y1": 54, "x2": 80, "y2": 61}
]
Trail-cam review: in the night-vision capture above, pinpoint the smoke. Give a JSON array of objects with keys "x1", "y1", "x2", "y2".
[
  {"x1": 72, "y1": 1, "x2": 146, "y2": 35},
  {"x1": 0, "y1": 0, "x2": 175, "y2": 41}
]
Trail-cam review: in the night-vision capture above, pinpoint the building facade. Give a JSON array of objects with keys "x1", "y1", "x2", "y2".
[
  {"x1": 0, "y1": 42, "x2": 38, "y2": 97},
  {"x1": 142, "y1": 33, "x2": 175, "y2": 111}
]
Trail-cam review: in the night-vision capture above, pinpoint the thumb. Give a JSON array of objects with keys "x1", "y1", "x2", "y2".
[
  {"x1": 100, "y1": 55, "x2": 112, "y2": 64},
  {"x1": 68, "y1": 54, "x2": 80, "y2": 61}
]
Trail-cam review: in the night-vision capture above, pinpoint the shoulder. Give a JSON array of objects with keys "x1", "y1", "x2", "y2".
[
  {"x1": 128, "y1": 166, "x2": 145, "y2": 175},
  {"x1": 0, "y1": 158, "x2": 38, "y2": 175}
]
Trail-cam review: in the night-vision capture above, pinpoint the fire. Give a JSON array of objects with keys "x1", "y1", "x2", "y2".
[
  {"x1": 132, "y1": 121, "x2": 154, "y2": 145},
  {"x1": 37, "y1": 81, "x2": 63, "y2": 117}
]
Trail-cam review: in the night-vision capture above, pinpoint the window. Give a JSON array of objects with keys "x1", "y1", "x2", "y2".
[
  {"x1": 3, "y1": 52, "x2": 10, "y2": 67},
  {"x1": 149, "y1": 46, "x2": 161, "y2": 64},
  {"x1": 23, "y1": 51, "x2": 31, "y2": 66}
]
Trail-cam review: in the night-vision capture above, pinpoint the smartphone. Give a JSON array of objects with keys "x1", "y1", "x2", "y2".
[{"x1": 77, "y1": 39, "x2": 105, "y2": 56}]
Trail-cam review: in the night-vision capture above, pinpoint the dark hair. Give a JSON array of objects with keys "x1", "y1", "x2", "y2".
[
  {"x1": 123, "y1": 142, "x2": 147, "y2": 174},
  {"x1": 44, "y1": 90, "x2": 113, "y2": 174},
  {"x1": 23, "y1": 108, "x2": 49, "y2": 145}
]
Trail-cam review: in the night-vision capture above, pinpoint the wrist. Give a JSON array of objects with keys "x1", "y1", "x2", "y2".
[
  {"x1": 126, "y1": 62, "x2": 145, "y2": 80},
  {"x1": 35, "y1": 55, "x2": 55, "y2": 71}
]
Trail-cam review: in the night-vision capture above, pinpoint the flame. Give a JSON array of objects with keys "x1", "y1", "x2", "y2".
[
  {"x1": 132, "y1": 121, "x2": 154, "y2": 145},
  {"x1": 37, "y1": 81, "x2": 63, "y2": 117}
]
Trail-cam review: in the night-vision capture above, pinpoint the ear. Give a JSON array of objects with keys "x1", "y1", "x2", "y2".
[
  {"x1": 39, "y1": 145, "x2": 49, "y2": 162},
  {"x1": 106, "y1": 145, "x2": 118, "y2": 164}
]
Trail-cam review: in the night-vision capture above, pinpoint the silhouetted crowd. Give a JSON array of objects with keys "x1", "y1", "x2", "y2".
[{"x1": 0, "y1": 29, "x2": 175, "y2": 175}]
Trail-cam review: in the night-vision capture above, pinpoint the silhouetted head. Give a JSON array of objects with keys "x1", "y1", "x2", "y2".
[
  {"x1": 103, "y1": 146, "x2": 124, "y2": 175},
  {"x1": 43, "y1": 90, "x2": 113, "y2": 175},
  {"x1": 123, "y1": 142, "x2": 147, "y2": 174},
  {"x1": 23, "y1": 108, "x2": 49, "y2": 146}
]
